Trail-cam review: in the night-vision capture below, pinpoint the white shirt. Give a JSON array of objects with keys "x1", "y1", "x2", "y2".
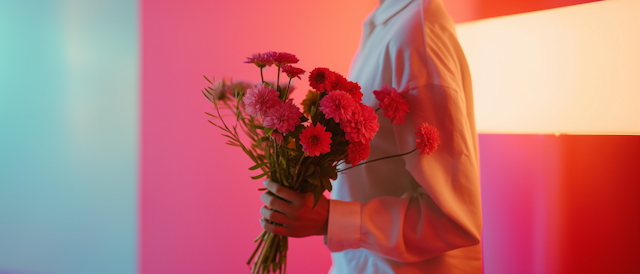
[{"x1": 327, "y1": 0, "x2": 483, "y2": 273}]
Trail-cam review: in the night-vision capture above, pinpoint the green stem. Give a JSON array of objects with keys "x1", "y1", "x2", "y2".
[
  {"x1": 260, "y1": 67, "x2": 265, "y2": 84},
  {"x1": 375, "y1": 107, "x2": 381, "y2": 112},
  {"x1": 284, "y1": 77, "x2": 293, "y2": 100},
  {"x1": 338, "y1": 148, "x2": 418, "y2": 173},
  {"x1": 277, "y1": 66, "x2": 281, "y2": 98}
]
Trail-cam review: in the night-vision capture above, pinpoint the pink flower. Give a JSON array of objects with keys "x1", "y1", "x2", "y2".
[
  {"x1": 281, "y1": 65, "x2": 306, "y2": 80},
  {"x1": 415, "y1": 123, "x2": 440, "y2": 156},
  {"x1": 309, "y1": 68, "x2": 335, "y2": 92},
  {"x1": 244, "y1": 53, "x2": 273, "y2": 68},
  {"x1": 263, "y1": 100, "x2": 302, "y2": 135},
  {"x1": 343, "y1": 81, "x2": 363, "y2": 102},
  {"x1": 319, "y1": 90, "x2": 356, "y2": 123},
  {"x1": 299, "y1": 123, "x2": 332, "y2": 157},
  {"x1": 270, "y1": 132, "x2": 284, "y2": 145},
  {"x1": 243, "y1": 84, "x2": 281, "y2": 117},
  {"x1": 347, "y1": 140, "x2": 370, "y2": 166},
  {"x1": 266, "y1": 51, "x2": 299, "y2": 67},
  {"x1": 341, "y1": 103, "x2": 379, "y2": 143}
]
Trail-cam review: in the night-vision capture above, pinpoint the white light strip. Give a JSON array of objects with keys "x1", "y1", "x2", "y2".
[{"x1": 456, "y1": 0, "x2": 640, "y2": 134}]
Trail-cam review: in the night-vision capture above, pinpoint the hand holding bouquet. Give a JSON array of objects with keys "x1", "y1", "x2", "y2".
[{"x1": 202, "y1": 51, "x2": 440, "y2": 274}]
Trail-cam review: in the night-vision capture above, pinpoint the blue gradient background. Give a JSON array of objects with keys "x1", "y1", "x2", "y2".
[{"x1": 0, "y1": 1, "x2": 138, "y2": 273}]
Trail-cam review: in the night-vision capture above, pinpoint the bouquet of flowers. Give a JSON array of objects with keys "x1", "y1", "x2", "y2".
[{"x1": 202, "y1": 51, "x2": 440, "y2": 274}]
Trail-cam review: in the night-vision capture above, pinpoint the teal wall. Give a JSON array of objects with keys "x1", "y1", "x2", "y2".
[{"x1": 0, "y1": 1, "x2": 138, "y2": 273}]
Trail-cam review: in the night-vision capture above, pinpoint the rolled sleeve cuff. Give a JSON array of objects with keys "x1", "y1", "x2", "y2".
[{"x1": 327, "y1": 199, "x2": 362, "y2": 252}]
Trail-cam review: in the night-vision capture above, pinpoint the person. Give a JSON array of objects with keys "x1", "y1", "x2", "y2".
[{"x1": 259, "y1": 0, "x2": 482, "y2": 272}]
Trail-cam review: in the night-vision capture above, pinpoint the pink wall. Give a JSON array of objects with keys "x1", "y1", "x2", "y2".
[{"x1": 141, "y1": 1, "x2": 376, "y2": 273}]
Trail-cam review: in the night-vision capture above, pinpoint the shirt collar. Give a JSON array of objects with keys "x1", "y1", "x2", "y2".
[{"x1": 372, "y1": 0, "x2": 415, "y2": 26}]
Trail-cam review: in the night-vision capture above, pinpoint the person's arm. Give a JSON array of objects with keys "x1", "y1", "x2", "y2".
[{"x1": 327, "y1": 83, "x2": 482, "y2": 262}]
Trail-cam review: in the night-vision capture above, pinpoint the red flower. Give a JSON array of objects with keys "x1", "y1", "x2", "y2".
[
  {"x1": 341, "y1": 103, "x2": 379, "y2": 143},
  {"x1": 299, "y1": 123, "x2": 332, "y2": 157},
  {"x1": 415, "y1": 123, "x2": 440, "y2": 156},
  {"x1": 373, "y1": 84, "x2": 393, "y2": 107},
  {"x1": 263, "y1": 100, "x2": 302, "y2": 135},
  {"x1": 329, "y1": 72, "x2": 348, "y2": 92},
  {"x1": 281, "y1": 64, "x2": 306, "y2": 80},
  {"x1": 374, "y1": 85, "x2": 410, "y2": 125},
  {"x1": 309, "y1": 68, "x2": 335, "y2": 92},
  {"x1": 343, "y1": 81, "x2": 363, "y2": 102},
  {"x1": 266, "y1": 51, "x2": 299, "y2": 67},
  {"x1": 244, "y1": 53, "x2": 273, "y2": 68},
  {"x1": 319, "y1": 90, "x2": 356, "y2": 123},
  {"x1": 347, "y1": 140, "x2": 370, "y2": 166}
]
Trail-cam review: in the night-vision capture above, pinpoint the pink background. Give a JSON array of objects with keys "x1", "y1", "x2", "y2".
[
  {"x1": 141, "y1": 0, "x2": 640, "y2": 273},
  {"x1": 141, "y1": 1, "x2": 377, "y2": 273}
]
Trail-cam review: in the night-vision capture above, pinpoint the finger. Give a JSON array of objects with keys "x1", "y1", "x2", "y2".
[
  {"x1": 260, "y1": 206, "x2": 293, "y2": 226},
  {"x1": 264, "y1": 180, "x2": 304, "y2": 204},
  {"x1": 260, "y1": 218, "x2": 289, "y2": 236},
  {"x1": 261, "y1": 191, "x2": 294, "y2": 215}
]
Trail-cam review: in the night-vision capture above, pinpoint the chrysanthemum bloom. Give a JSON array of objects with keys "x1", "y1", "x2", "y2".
[
  {"x1": 243, "y1": 85, "x2": 281, "y2": 117},
  {"x1": 309, "y1": 68, "x2": 335, "y2": 92},
  {"x1": 301, "y1": 90, "x2": 319, "y2": 116},
  {"x1": 319, "y1": 90, "x2": 356, "y2": 123},
  {"x1": 299, "y1": 123, "x2": 332, "y2": 157},
  {"x1": 380, "y1": 90, "x2": 410, "y2": 125},
  {"x1": 281, "y1": 65, "x2": 306, "y2": 80},
  {"x1": 266, "y1": 51, "x2": 299, "y2": 67},
  {"x1": 343, "y1": 81, "x2": 363, "y2": 102},
  {"x1": 329, "y1": 72, "x2": 348, "y2": 92},
  {"x1": 243, "y1": 53, "x2": 273, "y2": 68},
  {"x1": 341, "y1": 103, "x2": 380, "y2": 143},
  {"x1": 415, "y1": 122, "x2": 440, "y2": 156},
  {"x1": 347, "y1": 140, "x2": 370, "y2": 166},
  {"x1": 373, "y1": 84, "x2": 395, "y2": 107},
  {"x1": 263, "y1": 100, "x2": 302, "y2": 135},
  {"x1": 270, "y1": 132, "x2": 284, "y2": 145}
]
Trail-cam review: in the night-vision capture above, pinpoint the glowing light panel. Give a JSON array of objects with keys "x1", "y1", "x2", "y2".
[{"x1": 456, "y1": 0, "x2": 640, "y2": 134}]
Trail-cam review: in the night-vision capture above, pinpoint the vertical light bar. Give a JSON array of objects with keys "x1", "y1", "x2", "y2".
[
  {"x1": 0, "y1": 1, "x2": 138, "y2": 273},
  {"x1": 456, "y1": 0, "x2": 640, "y2": 134}
]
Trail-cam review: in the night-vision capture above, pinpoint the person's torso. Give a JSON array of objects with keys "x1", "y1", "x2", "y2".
[{"x1": 330, "y1": 0, "x2": 481, "y2": 273}]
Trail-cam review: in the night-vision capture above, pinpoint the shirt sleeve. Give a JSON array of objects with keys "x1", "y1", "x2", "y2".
[{"x1": 327, "y1": 83, "x2": 482, "y2": 262}]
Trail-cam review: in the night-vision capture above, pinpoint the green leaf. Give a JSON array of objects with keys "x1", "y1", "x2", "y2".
[
  {"x1": 225, "y1": 141, "x2": 240, "y2": 147},
  {"x1": 304, "y1": 165, "x2": 315, "y2": 176},
  {"x1": 221, "y1": 134, "x2": 238, "y2": 141},
  {"x1": 306, "y1": 176, "x2": 319, "y2": 185},
  {"x1": 204, "y1": 112, "x2": 219, "y2": 118},
  {"x1": 288, "y1": 124, "x2": 305, "y2": 140},
  {"x1": 202, "y1": 90, "x2": 212, "y2": 102},
  {"x1": 299, "y1": 116, "x2": 309, "y2": 123},
  {"x1": 208, "y1": 120, "x2": 229, "y2": 132},
  {"x1": 312, "y1": 184, "x2": 325, "y2": 209},
  {"x1": 282, "y1": 147, "x2": 299, "y2": 154},
  {"x1": 321, "y1": 176, "x2": 332, "y2": 192},
  {"x1": 251, "y1": 171, "x2": 269, "y2": 180},
  {"x1": 249, "y1": 124, "x2": 266, "y2": 131},
  {"x1": 264, "y1": 127, "x2": 274, "y2": 136},
  {"x1": 249, "y1": 162, "x2": 269, "y2": 171},
  {"x1": 203, "y1": 75, "x2": 214, "y2": 84}
]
